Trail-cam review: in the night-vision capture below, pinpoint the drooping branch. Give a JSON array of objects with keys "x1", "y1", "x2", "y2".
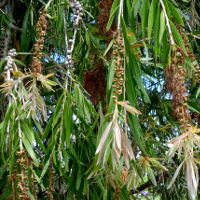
[{"x1": 159, "y1": 0, "x2": 175, "y2": 47}]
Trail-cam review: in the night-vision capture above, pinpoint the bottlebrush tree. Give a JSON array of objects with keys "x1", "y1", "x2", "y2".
[{"x1": 0, "y1": 0, "x2": 200, "y2": 199}]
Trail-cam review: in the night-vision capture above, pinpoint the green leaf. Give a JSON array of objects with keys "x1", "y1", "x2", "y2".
[
  {"x1": 141, "y1": 0, "x2": 149, "y2": 38},
  {"x1": 0, "y1": 58, "x2": 6, "y2": 73},
  {"x1": 148, "y1": 0, "x2": 158, "y2": 43},
  {"x1": 107, "y1": 58, "x2": 115, "y2": 92},
  {"x1": 22, "y1": 133, "x2": 39, "y2": 167},
  {"x1": 154, "y1": 3, "x2": 161, "y2": 58},
  {"x1": 159, "y1": 10, "x2": 166, "y2": 44},
  {"x1": 33, "y1": 128, "x2": 47, "y2": 154},
  {"x1": 121, "y1": 17, "x2": 150, "y2": 103},
  {"x1": 128, "y1": 115, "x2": 147, "y2": 155},
  {"x1": 170, "y1": 21, "x2": 186, "y2": 53},
  {"x1": 21, "y1": 7, "x2": 30, "y2": 50},
  {"x1": 21, "y1": 121, "x2": 35, "y2": 144},
  {"x1": 42, "y1": 93, "x2": 64, "y2": 140},
  {"x1": 103, "y1": 39, "x2": 114, "y2": 56},
  {"x1": 168, "y1": 1, "x2": 184, "y2": 25},
  {"x1": 196, "y1": 86, "x2": 200, "y2": 98},
  {"x1": 0, "y1": 184, "x2": 11, "y2": 200},
  {"x1": 76, "y1": 168, "x2": 82, "y2": 191},
  {"x1": 62, "y1": 149, "x2": 69, "y2": 172},
  {"x1": 2, "y1": 103, "x2": 13, "y2": 135},
  {"x1": 14, "y1": 59, "x2": 26, "y2": 67},
  {"x1": 39, "y1": 157, "x2": 50, "y2": 181},
  {"x1": 106, "y1": 0, "x2": 119, "y2": 31},
  {"x1": 147, "y1": 167, "x2": 157, "y2": 186},
  {"x1": 134, "y1": 0, "x2": 142, "y2": 17},
  {"x1": 63, "y1": 99, "x2": 71, "y2": 147}
]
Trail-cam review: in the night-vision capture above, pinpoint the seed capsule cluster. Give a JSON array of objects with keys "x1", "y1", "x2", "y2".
[
  {"x1": 112, "y1": 31, "x2": 124, "y2": 100},
  {"x1": 165, "y1": 48, "x2": 191, "y2": 129},
  {"x1": 3, "y1": 48, "x2": 17, "y2": 81},
  {"x1": 70, "y1": 0, "x2": 83, "y2": 27},
  {"x1": 16, "y1": 150, "x2": 30, "y2": 200},
  {"x1": 31, "y1": 9, "x2": 48, "y2": 75}
]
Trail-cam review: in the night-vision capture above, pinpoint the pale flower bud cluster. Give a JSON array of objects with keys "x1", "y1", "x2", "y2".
[
  {"x1": 70, "y1": 0, "x2": 83, "y2": 27},
  {"x1": 65, "y1": 1, "x2": 83, "y2": 70},
  {"x1": 65, "y1": 46, "x2": 73, "y2": 67},
  {"x1": 3, "y1": 48, "x2": 17, "y2": 81}
]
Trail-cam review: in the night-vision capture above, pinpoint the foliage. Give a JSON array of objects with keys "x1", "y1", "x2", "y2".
[{"x1": 0, "y1": 0, "x2": 200, "y2": 199}]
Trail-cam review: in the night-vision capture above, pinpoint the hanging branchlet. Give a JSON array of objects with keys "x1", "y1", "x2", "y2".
[
  {"x1": 95, "y1": 2, "x2": 141, "y2": 170},
  {"x1": 31, "y1": 9, "x2": 48, "y2": 75},
  {"x1": 165, "y1": 43, "x2": 200, "y2": 199}
]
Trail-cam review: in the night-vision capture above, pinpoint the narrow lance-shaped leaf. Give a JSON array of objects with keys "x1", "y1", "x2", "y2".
[
  {"x1": 96, "y1": 122, "x2": 112, "y2": 154},
  {"x1": 168, "y1": 160, "x2": 185, "y2": 189},
  {"x1": 148, "y1": 0, "x2": 158, "y2": 43},
  {"x1": 113, "y1": 121, "x2": 121, "y2": 152}
]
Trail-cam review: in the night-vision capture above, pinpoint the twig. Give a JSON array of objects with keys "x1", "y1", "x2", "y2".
[
  {"x1": 123, "y1": 60, "x2": 128, "y2": 134},
  {"x1": 117, "y1": 0, "x2": 124, "y2": 30},
  {"x1": 18, "y1": 118, "x2": 23, "y2": 151},
  {"x1": 159, "y1": 0, "x2": 175, "y2": 47},
  {"x1": 45, "y1": 0, "x2": 53, "y2": 10},
  {"x1": 64, "y1": 15, "x2": 68, "y2": 51},
  {"x1": 9, "y1": 23, "x2": 22, "y2": 31}
]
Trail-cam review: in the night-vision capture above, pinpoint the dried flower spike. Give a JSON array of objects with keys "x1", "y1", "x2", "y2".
[{"x1": 31, "y1": 9, "x2": 48, "y2": 75}]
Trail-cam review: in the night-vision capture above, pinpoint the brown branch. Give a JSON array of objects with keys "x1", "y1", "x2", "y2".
[
  {"x1": 133, "y1": 173, "x2": 169, "y2": 193},
  {"x1": 0, "y1": 0, "x2": 8, "y2": 8},
  {"x1": 9, "y1": 23, "x2": 22, "y2": 31}
]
